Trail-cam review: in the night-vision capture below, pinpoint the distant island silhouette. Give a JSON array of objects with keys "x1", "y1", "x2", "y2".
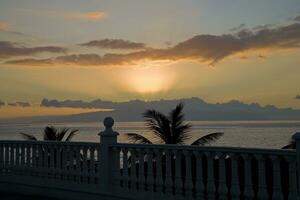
[{"x1": 34, "y1": 97, "x2": 300, "y2": 122}]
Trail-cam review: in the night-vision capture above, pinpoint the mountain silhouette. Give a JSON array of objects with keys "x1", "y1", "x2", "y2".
[{"x1": 38, "y1": 97, "x2": 300, "y2": 122}]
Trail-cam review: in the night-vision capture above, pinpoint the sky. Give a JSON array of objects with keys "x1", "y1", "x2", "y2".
[{"x1": 0, "y1": 0, "x2": 300, "y2": 118}]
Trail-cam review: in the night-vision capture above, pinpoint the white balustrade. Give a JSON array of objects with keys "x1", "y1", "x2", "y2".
[{"x1": 0, "y1": 118, "x2": 299, "y2": 200}]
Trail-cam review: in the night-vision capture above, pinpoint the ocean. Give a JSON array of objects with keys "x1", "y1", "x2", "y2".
[{"x1": 0, "y1": 120, "x2": 300, "y2": 149}]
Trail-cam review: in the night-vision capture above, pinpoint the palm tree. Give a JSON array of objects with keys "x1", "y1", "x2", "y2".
[
  {"x1": 20, "y1": 126, "x2": 78, "y2": 141},
  {"x1": 126, "y1": 103, "x2": 223, "y2": 145}
]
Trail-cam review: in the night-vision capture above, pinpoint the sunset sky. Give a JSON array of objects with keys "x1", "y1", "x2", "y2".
[{"x1": 1, "y1": 0, "x2": 300, "y2": 118}]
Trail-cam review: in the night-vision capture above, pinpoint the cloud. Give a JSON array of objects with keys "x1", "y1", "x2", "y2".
[
  {"x1": 229, "y1": 24, "x2": 246, "y2": 32},
  {"x1": 0, "y1": 100, "x2": 5, "y2": 107},
  {"x1": 80, "y1": 39, "x2": 146, "y2": 49},
  {"x1": 41, "y1": 98, "x2": 113, "y2": 109},
  {"x1": 0, "y1": 21, "x2": 29, "y2": 36},
  {"x1": 20, "y1": 9, "x2": 105, "y2": 21},
  {"x1": 0, "y1": 21, "x2": 8, "y2": 31},
  {"x1": 0, "y1": 41, "x2": 67, "y2": 59},
  {"x1": 8, "y1": 101, "x2": 31, "y2": 107},
  {"x1": 78, "y1": 11, "x2": 106, "y2": 20},
  {"x1": 295, "y1": 95, "x2": 300, "y2": 100},
  {"x1": 295, "y1": 15, "x2": 300, "y2": 22},
  {"x1": 258, "y1": 54, "x2": 266, "y2": 59},
  {"x1": 253, "y1": 24, "x2": 275, "y2": 31},
  {"x1": 6, "y1": 22, "x2": 300, "y2": 66}
]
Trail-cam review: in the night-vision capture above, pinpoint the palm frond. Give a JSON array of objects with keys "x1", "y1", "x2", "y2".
[
  {"x1": 65, "y1": 129, "x2": 78, "y2": 141},
  {"x1": 143, "y1": 109, "x2": 171, "y2": 143},
  {"x1": 125, "y1": 133, "x2": 152, "y2": 144},
  {"x1": 191, "y1": 132, "x2": 224, "y2": 146},
  {"x1": 19, "y1": 132, "x2": 37, "y2": 141},
  {"x1": 57, "y1": 128, "x2": 69, "y2": 141},
  {"x1": 43, "y1": 126, "x2": 57, "y2": 140},
  {"x1": 282, "y1": 139, "x2": 295, "y2": 149},
  {"x1": 169, "y1": 103, "x2": 191, "y2": 144}
]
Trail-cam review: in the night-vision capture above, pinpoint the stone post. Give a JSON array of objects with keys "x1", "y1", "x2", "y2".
[
  {"x1": 292, "y1": 132, "x2": 300, "y2": 195},
  {"x1": 98, "y1": 117, "x2": 119, "y2": 192}
]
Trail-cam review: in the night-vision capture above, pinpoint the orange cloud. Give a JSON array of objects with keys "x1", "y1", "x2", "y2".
[
  {"x1": 79, "y1": 11, "x2": 105, "y2": 20},
  {"x1": 19, "y1": 9, "x2": 106, "y2": 21},
  {"x1": 6, "y1": 22, "x2": 300, "y2": 66},
  {"x1": 0, "y1": 21, "x2": 8, "y2": 31}
]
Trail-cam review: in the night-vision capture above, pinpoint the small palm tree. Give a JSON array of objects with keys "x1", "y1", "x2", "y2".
[
  {"x1": 126, "y1": 103, "x2": 223, "y2": 145},
  {"x1": 20, "y1": 126, "x2": 78, "y2": 141}
]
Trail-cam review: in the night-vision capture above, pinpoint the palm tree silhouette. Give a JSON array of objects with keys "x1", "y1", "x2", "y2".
[
  {"x1": 20, "y1": 126, "x2": 78, "y2": 141},
  {"x1": 126, "y1": 103, "x2": 223, "y2": 145}
]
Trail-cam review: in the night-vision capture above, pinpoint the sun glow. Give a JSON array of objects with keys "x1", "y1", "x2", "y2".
[{"x1": 124, "y1": 63, "x2": 176, "y2": 94}]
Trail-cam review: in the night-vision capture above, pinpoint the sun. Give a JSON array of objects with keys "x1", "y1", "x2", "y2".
[{"x1": 123, "y1": 64, "x2": 175, "y2": 94}]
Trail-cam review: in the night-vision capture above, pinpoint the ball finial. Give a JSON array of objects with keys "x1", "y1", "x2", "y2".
[{"x1": 103, "y1": 117, "x2": 114, "y2": 128}]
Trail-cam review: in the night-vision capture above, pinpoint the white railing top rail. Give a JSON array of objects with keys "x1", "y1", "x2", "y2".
[
  {"x1": 0, "y1": 140, "x2": 99, "y2": 147},
  {"x1": 110, "y1": 143, "x2": 296, "y2": 156}
]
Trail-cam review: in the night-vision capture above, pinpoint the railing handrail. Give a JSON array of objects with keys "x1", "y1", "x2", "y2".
[
  {"x1": 110, "y1": 143, "x2": 296, "y2": 156},
  {"x1": 0, "y1": 140, "x2": 99, "y2": 147},
  {"x1": 0, "y1": 140, "x2": 295, "y2": 155}
]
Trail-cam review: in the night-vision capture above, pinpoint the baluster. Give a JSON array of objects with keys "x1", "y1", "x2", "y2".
[
  {"x1": 15, "y1": 144, "x2": 20, "y2": 174},
  {"x1": 165, "y1": 150, "x2": 173, "y2": 196},
  {"x1": 20, "y1": 144, "x2": 25, "y2": 174},
  {"x1": 65, "y1": 145, "x2": 71, "y2": 181},
  {"x1": 0, "y1": 143, "x2": 4, "y2": 172},
  {"x1": 230, "y1": 153, "x2": 240, "y2": 200},
  {"x1": 217, "y1": 152, "x2": 228, "y2": 200},
  {"x1": 146, "y1": 149, "x2": 154, "y2": 193},
  {"x1": 56, "y1": 144, "x2": 62, "y2": 179},
  {"x1": 242, "y1": 154, "x2": 254, "y2": 200},
  {"x1": 26, "y1": 144, "x2": 31, "y2": 171},
  {"x1": 155, "y1": 149, "x2": 164, "y2": 194},
  {"x1": 130, "y1": 148, "x2": 137, "y2": 190},
  {"x1": 5, "y1": 144, "x2": 9, "y2": 171},
  {"x1": 138, "y1": 148, "x2": 145, "y2": 191},
  {"x1": 50, "y1": 144, "x2": 55, "y2": 179},
  {"x1": 82, "y1": 146, "x2": 88, "y2": 183},
  {"x1": 10, "y1": 144, "x2": 15, "y2": 170},
  {"x1": 43, "y1": 145, "x2": 49, "y2": 177},
  {"x1": 32, "y1": 144, "x2": 37, "y2": 175},
  {"x1": 195, "y1": 151, "x2": 205, "y2": 199},
  {"x1": 76, "y1": 146, "x2": 82, "y2": 182},
  {"x1": 286, "y1": 156, "x2": 297, "y2": 200},
  {"x1": 122, "y1": 148, "x2": 129, "y2": 189},
  {"x1": 184, "y1": 150, "x2": 193, "y2": 198},
  {"x1": 270, "y1": 156, "x2": 283, "y2": 200},
  {"x1": 256, "y1": 155, "x2": 268, "y2": 199},
  {"x1": 174, "y1": 150, "x2": 182, "y2": 196},
  {"x1": 90, "y1": 147, "x2": 96, "y2": 184},
  {"x1": 113, "y1": 147, "x2": 121, "y2": 187},
  {"x1": 96, "y1": 146, "x2": 100, "y2": 184},
  {"x1": 206, "y1": 152, "x2": 216, "y2": 200},
  {"x1": 37, "y1": 144, "x2": 43, "y2": 177},
  {"x1": 70, "y1": 145, "x2": 75, "y2": 181}
]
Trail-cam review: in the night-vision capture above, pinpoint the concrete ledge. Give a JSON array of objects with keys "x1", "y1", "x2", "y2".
[{"x1": 0, "y1": 182, "x2": 132, "y2": 200}]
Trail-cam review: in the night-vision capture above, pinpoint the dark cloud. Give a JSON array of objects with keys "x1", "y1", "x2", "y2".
[
  {"x1": 8, "y1": 101, "x2": 31, "y2": 107},
  {"x1": 0, "y1": 41, "x2": 67, "y2": 59},
  {"x1": 295, "y1": 95, "x2": 300, "y2": 100},
  {"x1": 80, "y1": 39, "x2": 146, "y2": 49},
  {"x1": 0, "y1": 100, "x2": 5, "y2": 107},
  {"x1": 253, "y1": 24, "x2": 275, "y2": 31},
  {"x1": 295, "y1": 16, "x2": 300, "y2": 22},
  {"x1": 229, "y1": 24, "x2": 246, "y2": 32},
  {"x1": 6, "y1": 23, "x2": 300, "y2": 66}
]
